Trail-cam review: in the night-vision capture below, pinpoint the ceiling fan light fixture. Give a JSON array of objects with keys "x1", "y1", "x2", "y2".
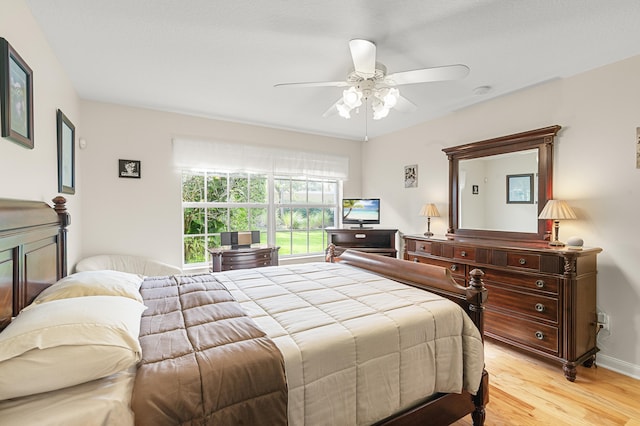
[
  {"x1": 382, "y1": 87, "x2": 399, "y2": 108},
  {"x1": 372, "y1": 101, "x2": 390, "y2": 120},
  {"x1": 336, "y1": 101, "x2": 352, "y2": 119},
  {"x1": 342, "y1": 87, "x2": 363, "y2": 109}
]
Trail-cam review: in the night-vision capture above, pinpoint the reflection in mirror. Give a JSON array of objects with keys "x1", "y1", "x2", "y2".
[
  {"x1": 443, "y1": 125, "x2": 561, "y2": 241},
  {"x1": 459, "y1": 149, "x2": 538, "y2": 232}
]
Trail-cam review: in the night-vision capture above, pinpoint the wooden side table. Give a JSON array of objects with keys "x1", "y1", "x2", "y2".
[{"x1": 208, "y1": 246, "x2": 279, "y2": 272}]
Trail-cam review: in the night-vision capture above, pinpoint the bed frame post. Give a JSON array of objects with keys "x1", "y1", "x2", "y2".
[
  {"x1": 466, "y1": 268, "x2": 487, "y2": 340},
  {"x1": 52, "y1": 196, "x2": 69, "y2": 278},
  {"x1": 326, "y1": 243, "x2": 336, "y2": 263},
  {"x1": 467, "y1": 268, "x2": 488, "y2": 425}
]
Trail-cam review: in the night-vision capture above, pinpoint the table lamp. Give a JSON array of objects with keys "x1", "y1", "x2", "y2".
[
  {"x1": 419, "y1": 203, "x2": 440, "y2": 237},
  {"x1": 538, "y1": 200, "x2": 577, "y2": 246}
]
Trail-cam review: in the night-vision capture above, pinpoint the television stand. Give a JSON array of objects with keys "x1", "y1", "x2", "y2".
[
  {"x1": 325, "y1": 228, "x2": 397, "y2": 258},
  {"x1": 350, "y1": 225, "x2": 373, "y2": 230}
]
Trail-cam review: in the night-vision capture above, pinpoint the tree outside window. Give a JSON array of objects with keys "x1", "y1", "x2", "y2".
[{"x1": 182, "y1": 171, "x2": 338, "y2": 266}]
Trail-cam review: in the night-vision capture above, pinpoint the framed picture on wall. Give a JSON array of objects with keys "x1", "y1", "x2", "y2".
[
  {"x1": 119, "y1": 159, "x2": 141, "y2": 178},
  {"x1": 506, "y1": 173, "x2": 534, "y2": 204},
  {"x1": 404, "y1": 164, "x2": 418, "y2": 188},
  {"x1": 57, "y1": 109, "x2": 75, "y2": 194},
  {"x1": 0, "y1": 38, "x2": 34, "y2": 148}
]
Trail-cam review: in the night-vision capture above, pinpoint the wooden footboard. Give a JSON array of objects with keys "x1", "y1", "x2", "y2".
[{"x1": 327, "y1": 246, "x2": 489, "y2": 426}]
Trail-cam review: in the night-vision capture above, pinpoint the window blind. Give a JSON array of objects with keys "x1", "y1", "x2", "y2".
[{"x1": 172, "y1": 138, "x2": 349, "y2": 179}]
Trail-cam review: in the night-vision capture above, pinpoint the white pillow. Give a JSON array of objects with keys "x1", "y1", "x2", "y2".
[
  {"x1": 30, "y1": 270, "x2": 144, "y2": 305},
  {"x1": 0, "y1": 296, "x2": 146, "y2": 400}
]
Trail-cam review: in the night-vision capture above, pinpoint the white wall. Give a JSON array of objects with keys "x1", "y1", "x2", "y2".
[
  {"x1": 364, "y1": 55, "x2": 640, "y2": 377},
  {"x1": 0, "y1": 0, "x2": 82, "y2": 266},
  {"x1": 79, "y1": 100, "x2": 362, "y2": 269}
]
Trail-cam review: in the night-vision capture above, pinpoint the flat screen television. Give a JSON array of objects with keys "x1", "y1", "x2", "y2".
[{"x1": 342, "y1": 198, "x2": 380, "y2": 229}]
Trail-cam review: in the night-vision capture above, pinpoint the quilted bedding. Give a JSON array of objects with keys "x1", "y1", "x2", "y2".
[
  {"x1": 216, "y1": 262, "x2": 485, "y2": 426},
  {"x1": 132, "y1": 274, "x2": 287, "y2": 426}
]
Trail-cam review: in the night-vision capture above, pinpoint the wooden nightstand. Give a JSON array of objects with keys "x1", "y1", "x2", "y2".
[{"x1": 208, "y1": 246, "x2": 279, "y2": 272}]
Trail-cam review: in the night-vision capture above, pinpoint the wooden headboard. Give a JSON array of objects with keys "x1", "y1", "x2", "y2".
[{"x1": 0, "y1": 197, "x2": 69, "y2": 330}]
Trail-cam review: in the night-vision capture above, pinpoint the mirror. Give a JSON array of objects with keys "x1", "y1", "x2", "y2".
[{"x1": 442, "y1": 125, "x2": 561, "y2": 241}]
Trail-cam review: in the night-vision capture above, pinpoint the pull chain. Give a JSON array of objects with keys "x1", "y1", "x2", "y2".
[{"x1": 364, "y1": 98, "x2": 369, "y2": 142}]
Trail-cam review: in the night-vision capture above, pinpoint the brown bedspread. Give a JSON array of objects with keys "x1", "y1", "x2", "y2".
[{"x1": 132, "y1": 274, "x2": 287, "y2": 426}]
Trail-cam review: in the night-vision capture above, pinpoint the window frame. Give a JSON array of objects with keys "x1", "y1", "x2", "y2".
[{"x1": 181, "y1": 169, "x2": 340, "y2": 268}]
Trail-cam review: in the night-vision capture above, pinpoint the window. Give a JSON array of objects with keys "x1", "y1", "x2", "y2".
[{"x1": 182, "y1": 170, "x2": 338, "y2": 266}]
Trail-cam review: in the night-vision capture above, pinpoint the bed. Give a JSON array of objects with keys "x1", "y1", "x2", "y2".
[{"x1": 0, "y1": 198, "x2": 488, "y2": 425}]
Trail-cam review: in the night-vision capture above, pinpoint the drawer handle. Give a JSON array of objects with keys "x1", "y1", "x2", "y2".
[
  {"x1": 460, "y1": 251, "x2": 467, "y2": 257},
  {"x1": 535, "y1": 331, "x2": 544, "y2": 340},
  {"x1": 519, "y1": 258, "x2": 526, "y2": 265},
  {"x1": 535, "y1": 303, "x2": 546, "y2": 312},
  {"x1": 535, "y1": 280, "x2": 545, "y2": 288},
  {"x1": 450, "y1": 264, "x2": 458, "y2": 272}
]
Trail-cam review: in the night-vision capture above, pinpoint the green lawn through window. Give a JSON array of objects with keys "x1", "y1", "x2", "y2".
[{"x1": 276, "y1": 230, "x2": 326, "y2": 255}]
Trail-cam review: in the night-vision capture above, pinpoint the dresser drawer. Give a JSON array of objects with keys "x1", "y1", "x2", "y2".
[
  {"x1": 486, "y1": 310, "x2": 559, "y2": 355},
  {"x1": 506, "y1": 252, "x2": 540, "y2": 270},
  {"x1": 409, "y1": 256, "x2": 466, "y2": 286},
  {"x1": 222, "y1": 251, "x2": 273, "y2": 263},
  {"x1": 482, "y1": 268, "x2": 559, "y2": 295},
  {"x1": 454, "y1": 245, "x2": 476, "y2": 262},
  {"x1": 222, "y1": 259, "x2": 273, "y2": 270},
  {"x1": 412, "y1": 256, "x2": 465, "y2": 277},
  {"x1": 414, "y1": 240, "x2": 433, "y2": 255},
  {"x1": 485, "y1": 284, "x2": 558, "y2": 323}
]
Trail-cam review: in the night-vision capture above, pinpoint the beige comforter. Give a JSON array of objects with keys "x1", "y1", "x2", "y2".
[
  {"x1": 132, "y1": 274, "x2": 287, "y2": 426},
  {"x1": 216, "y1": 262, "x2": 485, "y2": 426}
]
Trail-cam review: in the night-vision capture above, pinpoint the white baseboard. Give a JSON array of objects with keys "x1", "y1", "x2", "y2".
[{"x1": 597, "y1": 353, "x2": 640, "y2": 380}]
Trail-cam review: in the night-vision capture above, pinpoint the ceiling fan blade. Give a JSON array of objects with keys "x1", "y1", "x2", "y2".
[
  {"x1": 349, "y1": 39, "x2": 376, "y2": 78},
  {"x1": 322, "y1": 98, "x2": 341, "y2": 118},
  {"x1": 394, "y1": 95, "x2": 417, "y2": 113},
  {"x1": 274, "y1": 81, "x2": 349, "y2": 88},
  {"x1": 386, "y1": 64, "x2": 470, "y2": 86}
]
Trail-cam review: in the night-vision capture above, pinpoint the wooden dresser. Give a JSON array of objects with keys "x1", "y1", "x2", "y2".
[
  {"x1": 403, "y1": 234, "x2": 601, "y2": 381},
  {"x1": 208, "y1": 246, "x2": 279, "y2": 272},
  {"x1": 326, "y1": 228, "x2": 397, "y2": 257}
]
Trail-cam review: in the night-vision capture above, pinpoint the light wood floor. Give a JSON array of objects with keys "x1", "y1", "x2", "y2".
[{"x1": 452, "y1": 340, "x2": 640, "y2": 426}]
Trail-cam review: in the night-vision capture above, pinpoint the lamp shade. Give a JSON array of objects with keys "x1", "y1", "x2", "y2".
[
  {"x1": 538, "y1": 200, "x2": 577, "y2": 220},
  {"x1": 420, "y1": 203, "x2": 440, "y2": 218}
]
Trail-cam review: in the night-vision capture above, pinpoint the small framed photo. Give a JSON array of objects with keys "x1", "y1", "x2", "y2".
[
  {"x1": 57, "y1": 110, "x2": 75, "y2": 194},
  {"x1": 472, "y1": 185, "x2": 479, "y2": 195},
  {"x1": 404, "y1": 164, "x2": 418, "y2": 188},
  {"x1": 506, "y1": 173, "x2": 534, "y2": 204},
  {"x1": 119, "y1": 159, "x2": 141, "y2": 179},
  {"x1": 0, "y1": 38, "x2": 34, "y2": 149}
]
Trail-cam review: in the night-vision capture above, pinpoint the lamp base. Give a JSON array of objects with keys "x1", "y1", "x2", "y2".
[
  {"x1": 423, "y1": 231, "x2": 434, "y2": 238},
  {"x1": 548, "y1": 240, "x2": 565, "y2": 247}
]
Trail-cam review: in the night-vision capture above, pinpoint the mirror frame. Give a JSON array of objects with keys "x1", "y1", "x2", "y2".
[{"x1": 442, "y1": 125, "x2": 561, "y2": 241}]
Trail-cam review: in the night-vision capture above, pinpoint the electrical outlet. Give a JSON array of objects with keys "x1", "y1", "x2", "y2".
[{"x1": 597, "y1": 312, "x2": 610, "y2": 331}]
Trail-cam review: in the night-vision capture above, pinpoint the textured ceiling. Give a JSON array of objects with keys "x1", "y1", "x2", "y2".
[{"x1": 25, "y1": 0, "x2": 640, "y2": 141}]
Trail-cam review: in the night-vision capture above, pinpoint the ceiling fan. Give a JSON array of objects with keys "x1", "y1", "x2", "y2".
[{"x1": 275, "y1": 39, "x2": 470, "y2": 122}]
